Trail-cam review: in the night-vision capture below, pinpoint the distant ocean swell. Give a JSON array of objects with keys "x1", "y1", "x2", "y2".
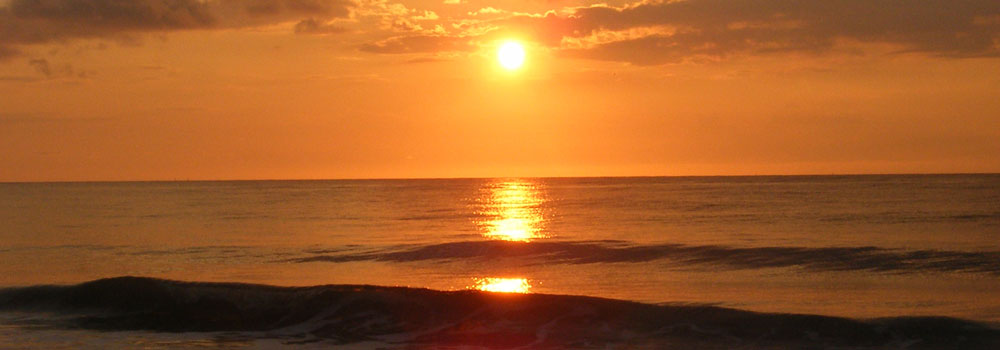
[
  {"x1": 1, "y1": 277, "x2": 998, "y2": 349},
  {"x1": 287, "y1": 240, "x2": 1000, "y2": 275}
]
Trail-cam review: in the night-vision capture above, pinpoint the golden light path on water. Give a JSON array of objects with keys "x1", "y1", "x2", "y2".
[
  {"x1": 471, "y1": 278, "x2": 532, "y2": 293},
  {"x1": 465, "y1": 180, "x2": 545, "y2": 293},
  {"x1": 476, "y1": 180, "x2": 546, "y2": 242}
]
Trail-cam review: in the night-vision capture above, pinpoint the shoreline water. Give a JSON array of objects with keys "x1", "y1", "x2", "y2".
[{"x1": 2, "y1": 276, "x2": 999, "y2": 350}]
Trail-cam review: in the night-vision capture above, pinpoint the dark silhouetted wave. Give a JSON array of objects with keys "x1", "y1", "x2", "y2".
[
  {"x1": 287, "y1": 240, "x2": 1000, "y2": 275},
  {"x1": 1, "y1": 277, "x2": 998, "y2": 349}
]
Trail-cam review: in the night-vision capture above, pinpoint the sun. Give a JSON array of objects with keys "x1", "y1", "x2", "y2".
[{"x1": 497, "y1": 41, "x2": 525, "y2": 70}]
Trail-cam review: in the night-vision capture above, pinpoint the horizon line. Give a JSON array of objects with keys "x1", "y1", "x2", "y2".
[{"x1": 2, "y1": 171, "x2": 998, "y2": 185}]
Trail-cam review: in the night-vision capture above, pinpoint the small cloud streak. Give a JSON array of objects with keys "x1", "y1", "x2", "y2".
[
  {"x1": 360, "y1": 35, "x2": 475, "y2": 53},
  {"x1": 25, "y1": 57, "x2": 83, "y2": 79},
  {"x1": 294, "y1": 18, "x2": 349, "y2": 34}
]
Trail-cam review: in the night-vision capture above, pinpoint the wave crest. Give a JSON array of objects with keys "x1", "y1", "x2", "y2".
[
  {"x1": 2, "y1": 277, "x2": 998, "y2": 349},
  {"x1": 289, "y1": 240, "x2": 1000, "y2": 274}
]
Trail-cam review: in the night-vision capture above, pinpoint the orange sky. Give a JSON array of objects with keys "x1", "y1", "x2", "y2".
[{"x1": 1, "y1": 0, "x2": 999, "y2": 181}]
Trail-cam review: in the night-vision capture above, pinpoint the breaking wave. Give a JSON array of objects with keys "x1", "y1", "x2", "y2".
[
  {"x1": 288, "y1": 240, "x2": 1000, "y2": 275},
  {"x1": 1, "y1": 277, "x2": 998, "y2": 349}
]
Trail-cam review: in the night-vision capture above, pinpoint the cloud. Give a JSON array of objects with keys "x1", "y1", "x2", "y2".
[
  {"x1": 468, "y1": 7, "x2": 505, "y2": 17},
  {"x1": 28, "y1": 58, "x2": 50, "y2": 76},
  {"x1": 294, "y1": 18, "x2": 349, "y2": 34},
  {"x1": 7, "y1": 0, "x2": 997, "y2": 65},
  {"x1": 0, "y1": 0, "x2": 354, "y2": 58},
  {"x1": 25, "y1": 57, "x2": 85, "y2": 79},
  {"x1": 353, "y1": 0, "x2": 441, "y2": 33},
  {"x1": 214, "y1": 0, "x2": 353, "y2": 25},
  {"x1": 350, "y1": 0, "x2": 999, "y2": 63},
  {"x1": 517, "y1": 0, "x2": 1000, "y2": 64},
  {"x1": 360, "y1": 35, "x2": 475, "y2": 53}
]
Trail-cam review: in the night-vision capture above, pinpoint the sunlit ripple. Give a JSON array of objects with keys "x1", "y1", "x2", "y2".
[
  {"x1": 471, "y1": 277, "x2": 532, "y2": 293},
  {"x1": 475, "y1": 180, "x2": 547, "y2": 241}
]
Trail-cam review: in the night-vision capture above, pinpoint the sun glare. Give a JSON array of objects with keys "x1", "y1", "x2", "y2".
[
  {"x1": 477, "y1": 180, "x2": 547, "y2": 241},
  {"x1": 472, "y1": 277, "x2": 532, "y2": 293},
  {"x1": 497, "y1": 41, "x2": 525, "y2": 70}
]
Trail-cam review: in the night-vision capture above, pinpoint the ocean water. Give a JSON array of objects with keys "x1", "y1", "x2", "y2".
[{"x1": 1, "y1": 174, "x2": 999, "y2": 349}]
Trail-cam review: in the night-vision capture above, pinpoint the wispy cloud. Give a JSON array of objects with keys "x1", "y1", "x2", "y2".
[{"x1": 360, "y1": 34, "x2": 475, "y2": 53}]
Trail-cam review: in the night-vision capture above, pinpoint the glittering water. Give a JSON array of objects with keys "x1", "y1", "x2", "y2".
[{"x1": 1, "y1": 175, "x2": 999, "y2": 348}]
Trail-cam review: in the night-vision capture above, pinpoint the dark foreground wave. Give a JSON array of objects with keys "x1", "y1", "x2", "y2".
[
  {"x1": 1, "y1": 277, "x2": 998, "y2": 349},
  {"x1": 290, "y1": 240, "x2": 1000, "y2": 275}
]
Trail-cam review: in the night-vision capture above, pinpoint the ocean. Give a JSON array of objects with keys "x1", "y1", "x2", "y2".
[{"x1": 1, "y1": 174, "x2": 998, "y2": 349}]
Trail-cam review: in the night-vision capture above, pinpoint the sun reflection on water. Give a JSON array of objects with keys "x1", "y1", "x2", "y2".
[
  {"x1": 471, "y1": 277, "x2": 532, "y2": 293},
  {"x1": 476, "y1": 180, "x2": 547, "y2": 241}
]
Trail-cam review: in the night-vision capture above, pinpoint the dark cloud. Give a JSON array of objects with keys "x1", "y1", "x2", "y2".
[
  {"x1": 214, "y1": 0, "x2": 352, "y2": 25},
  {"x1": 535, "y1": 0, "x2": 1000, "y2": 64},
  {"x1": 2, "y1": 0, "x2": 216, "y2": 46},
  {"x1": 28, "y1": 58, "x2": 51, "y2": 76},
  {"x1": 25, "y1": 57, "x2": 82, "y2": 78},
  {"x1": 0, "y1": 0, "x2": 354, "y2": 58},
  {"x1": 294, "y1": 18, "x2": 348, "y2": 34},
  {"x1": 8, "y1": 0, "x2": 215, "y2": 30},
  {"x1": 242, "y1": 0, "x2": 348, "y2": 17},
  {"x1": 360, "y1": 35, "x2": 475, "y2": 54}
]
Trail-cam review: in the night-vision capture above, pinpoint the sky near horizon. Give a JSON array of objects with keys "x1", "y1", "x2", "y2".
[{"x1": 1, "y1": 0, "x2": 999, "y2": 181}]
